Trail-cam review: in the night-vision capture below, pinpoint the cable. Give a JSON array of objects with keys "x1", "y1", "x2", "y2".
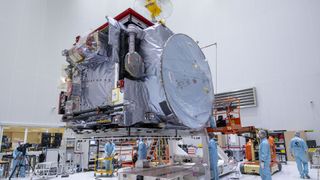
[{"x1": 201, "y1": 42, "x2": 218, "y2": 93}]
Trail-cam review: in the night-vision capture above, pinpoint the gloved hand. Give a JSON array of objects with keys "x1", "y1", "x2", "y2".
[{"x1": 260, "y1": 162, "x2": 265, "y2": 169}]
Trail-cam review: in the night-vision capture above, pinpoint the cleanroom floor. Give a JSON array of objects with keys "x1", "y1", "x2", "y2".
[{"x1": 12, "y1": 161, "x2": 319, "y2": 180}]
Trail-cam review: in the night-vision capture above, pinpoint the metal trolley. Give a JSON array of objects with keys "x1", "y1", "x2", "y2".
[{"x1": 94, "y1": 156, "x2": 118, "y2": 177}]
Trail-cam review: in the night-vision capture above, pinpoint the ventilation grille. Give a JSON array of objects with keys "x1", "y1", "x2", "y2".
[{"x1": 214, "y1": 87, "x2": 257, "y2": 108}]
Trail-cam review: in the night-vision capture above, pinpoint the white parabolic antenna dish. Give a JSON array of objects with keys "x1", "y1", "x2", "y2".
[{"x1": 161, "y1": 34, "x2": 214, "y2": 129}]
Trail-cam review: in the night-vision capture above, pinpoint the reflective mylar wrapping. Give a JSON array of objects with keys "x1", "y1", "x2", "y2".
[
  {"x1": 124, "y1": 24, "x2": 174, "y2": 126},
  {"x1": 123, "y1": 78, "x2": 152, "y2": 125},
  {"x1": 63, "y1": 18, "x2": 214, "y2": 129},
  {"x1": 125, "y1": 24, "x2": 214, "y2": 129},
  {"x1": 140, "y1": 24, "x2": 173, "y2": 116},
  {"x1": 80, "y1": 61, "x2": 115, "y2": 110},
  {"x1": 76, "y1": 18, "x2": 121, "y2": 111}
]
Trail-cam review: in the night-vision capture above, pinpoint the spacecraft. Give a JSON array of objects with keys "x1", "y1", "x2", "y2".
[{"x1": 58, "y1": 8, "x2": 214, "y2": 131}]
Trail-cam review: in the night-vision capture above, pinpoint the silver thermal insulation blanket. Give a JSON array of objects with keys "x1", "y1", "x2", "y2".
[
  {"x1": 75, "y1": 18, "x2": 122, "y2": 111},
  {"x1": 69, "y1": 19, "x2": 214, "y2": 129},
  {"x1": 123, "y1": 24, "x2": 174, "y2": 126},
  {"x1": 80, "y1": 61, "x2": 115, "y2": 110},
  {"x1": 124, "y1": 24, "x2": 214, "y2": 128},
  {"x1": 141, "y1": 24, "x2": 173, "y2": 115},
  {"x1": 123, "y1": 78, "x2": 152, "y2": 125}
]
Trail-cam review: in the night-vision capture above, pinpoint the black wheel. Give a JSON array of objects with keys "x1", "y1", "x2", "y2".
[{"x1": 240, "y1": 163, "x2": 245, "y2": 174}]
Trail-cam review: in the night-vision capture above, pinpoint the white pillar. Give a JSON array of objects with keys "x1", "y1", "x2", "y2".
[
  {"x1": 0, "y1": 126, "x2": 3, "y2": 152},
  {"x1": 24, "y1": 128, "x2": 28, "y2": 144}
]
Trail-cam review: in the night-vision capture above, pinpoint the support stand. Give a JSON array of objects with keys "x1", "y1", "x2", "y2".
[{"x1": 9, "y1": 155, "x2": 35, "y2": 180}]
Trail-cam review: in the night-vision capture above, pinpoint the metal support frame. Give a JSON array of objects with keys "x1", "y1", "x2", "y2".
[
  {"x1": 61, "y1": 127, "x2": 213, "y2": 179},
  {"x1": 0, "y1": 126, "x2": 3, "y2": 152}
]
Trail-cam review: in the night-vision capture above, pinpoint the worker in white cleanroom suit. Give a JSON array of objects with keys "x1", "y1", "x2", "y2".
[
  {"x1": 258, "y1": 130, "x2": 271, "y2": 180},
  {"x1": 290, "y1": 132, "x2": 310, "y2": 179}
]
